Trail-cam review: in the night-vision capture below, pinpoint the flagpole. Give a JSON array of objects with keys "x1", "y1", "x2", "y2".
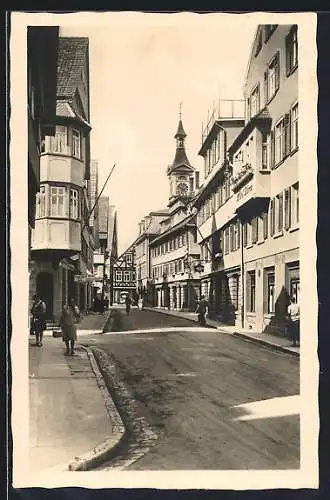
[{"x1": 81, "y1": 163, "x2": 116, "y2": 234}]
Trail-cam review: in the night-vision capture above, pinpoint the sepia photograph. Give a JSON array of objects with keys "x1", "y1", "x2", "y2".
[{"x1": 10, "y1": 10, "x2": 318, "y2": 490}]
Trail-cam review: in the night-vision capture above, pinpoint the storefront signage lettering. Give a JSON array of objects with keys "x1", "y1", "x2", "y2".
[{"x1": 237, "y1": 183, "x2": 253, "y2": 202}]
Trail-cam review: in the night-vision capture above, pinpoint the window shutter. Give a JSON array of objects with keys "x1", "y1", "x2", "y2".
[
  {"x1": 270, "y1": 199, "x2": 275, "y2": 236},
  {"x1": 244, "y1": 223, "x2": 248, "y2": 247},
  {"x1": 285, "y1": 188, "x2": 291, "y2": 230},
  {"x1": 284, "y1": 112, "x2": 291, "y2": 157},
  {"x1": 285, "y1": 33, "x2": 290, "y2": 76},
  {"x1": 270, "y1": 130, "x2": 275, "y2": 169},
  {"x1": 263, "y1": 211, "x2": 268, "y2": 239},
  {"x1": 275, "y1": 52, "x2": 280, "y2": 91},
  {"x1": 237, "y1": 221, "x2": 241, "y2": 249},
  {"x1": 264, "y1": 71, "x2": 268, "y2": 104}
]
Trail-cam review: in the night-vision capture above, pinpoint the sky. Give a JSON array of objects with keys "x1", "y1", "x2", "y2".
[{"x1": 60, "y1": 14, "x2": 256, "y2": 254}]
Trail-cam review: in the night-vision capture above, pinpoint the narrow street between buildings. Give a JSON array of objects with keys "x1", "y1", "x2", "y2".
[{"x1": 83, "y1": 308, "x2": 300, "y2": 470}]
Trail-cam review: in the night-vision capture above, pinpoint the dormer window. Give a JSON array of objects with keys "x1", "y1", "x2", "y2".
[{"x1": 72, "y1": 128, "x2": 81, "y2": 159}]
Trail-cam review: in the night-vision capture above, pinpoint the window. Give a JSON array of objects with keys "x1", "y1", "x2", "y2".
[
  {"x1": 233, "y1": 222, "x2": 240, "y2": 251},
  {"x1": 243, "y1": 222, "x2": 248, "y2": 247},
  {"x1": 262, "y1": 135, "x2": 269, "y2": 169},
  {"x1": 230, "y1": 225, "x2": 235, "y2": 252},
  {"x1": 265, "y1": 268, "x2": 275, "y2": 314},
  {"x1": 264, "y1": 24, "x2": 277, "y2": 42},
  {"x1": 291, "y1": 183, "x2": 299, "y2": 225},
  {"x1": 124, "y1": 271, "x2": 130, "y2": 282},
  {"x1": 248, "y1": 271, "x2": 256, "y2": 312},
  {"x1": 286, "y1": 25, "x2": 298, "y2": 75},
  {"x1": 69, "y1": 188, "x2": 79, "y2": 219},
  {"x1": 116, "y1": 271, "x2": 122, "y2": 282},
  {"x1": 284, "y1": 188, "x2": 291, "y2": 230},
  {"x1": 258, "y1": 214, "x2": 264, "y2": 242},
  {"x1": 50, "y1": 186, "x2": 66, "y2": 217},
  {"x1": 275, "y1": 118, "x2": 285, "y2": 164},
  {"x1": 291, "y1": 103, "x2": 298, "y2": 151},
  {"x1": 72, "y1": 129, "x2": 81, "y2": 159},
  {"x1": 224, "y1": 228, "x2": 230, "y2": 255},
  {"x1": 126, "y1": 253, "x2": 132, "y2": 264},
  {"x1": 250, "y1": 85, "x2": 260, "y2": 118},
  {"x1": 266, "y1": 52, "x2": 280, "y2": 101},
  {"x1": 36, "y1": 185, "x2": 46, "y2": 218},
  {"x1": 290, "y1": 277, "x2": 300, "y2": 304},
  {"x1": 50, "y1": 126, "x2": 68, "y2": 154},
  {"x1": 252, "y1": 217, "x2": 258, "y2": 244}
]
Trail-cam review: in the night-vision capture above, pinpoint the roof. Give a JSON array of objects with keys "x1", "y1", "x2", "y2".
[
  {"x1": 56, "y1": 100, "x2": 91, "y2": 130},
  {"x1": 150, "y1": 214, "x2": 195, "y2": 245},
  {"x1": 174, "y1": 119, "x2": 187, "y2": 139},
  {"x1": 57, "y1": 37, "x2": 89, "y2": 99},
  {"x1": 169, "y1": 147, "x2": 193, "y2": 172}
]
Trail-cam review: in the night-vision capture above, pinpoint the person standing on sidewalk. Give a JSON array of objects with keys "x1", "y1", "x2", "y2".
[
  {"x1": 137, "y1": 295, "x2": 143, "y2": 311},
  {"x1": 60, "y1": 298, "x2": 81, "y2": 356},
  {"x1": 125, "y1": 294, "x2": 132, "y2": 315},
  {"x1": 286, "y1": 296, "x2": 300, "y2": 347},
  {"x1": 196, "y1": 295, "x2": 209, "y2": 326},
  {"x1": 31, "y1": 294, "x2": 47, "y2": 347}
]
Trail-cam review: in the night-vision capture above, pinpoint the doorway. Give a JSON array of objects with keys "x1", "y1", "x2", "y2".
[{"x1": 36, "y1": 272, "x2": 54, "y2": 320}]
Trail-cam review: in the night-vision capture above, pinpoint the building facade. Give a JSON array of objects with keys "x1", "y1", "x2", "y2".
[
  {"x1": 30, "y1": 37, "x2": 95, "y2": 322},
  {"x1": 93, "y1": 199, "x2": 118, "y2": 305},
  {"x1": 134, "y1": 209, "x2": 169, "y2": 305},
  {"x1": 150, "y1": 118, "x2": 201, "y2": 311},
  {"x1": 194, "y1": 24, "x2": 299, "y2": 335},
  {"x1": 113, "y1": 245, "x2": 137, "y2": 304},
  {"x1": 27, "y1": 26, "x2": 59, "y2": 256},
  {"x1": 88, "y1": 159, "x2": 100, "y2": 247}
]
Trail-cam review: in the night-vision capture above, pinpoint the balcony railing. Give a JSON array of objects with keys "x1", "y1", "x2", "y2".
[
  {"x1": 201, "y1": 99, "x2": 245, "y2": 142},
  {"x1": 231, "y1": 163, "x2": 254, "y2": 193}
]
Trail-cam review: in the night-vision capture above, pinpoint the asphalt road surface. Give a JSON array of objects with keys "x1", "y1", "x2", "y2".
[{"x1": 84, "y1": 308, "x2": 300, "y2": 470}]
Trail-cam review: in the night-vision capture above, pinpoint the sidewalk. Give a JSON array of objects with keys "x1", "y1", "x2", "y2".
[
  {"x1": 144, "y1": 307, "x2": 300, "y2": 357},
  {"x1": 29, "y1": 334, "x2": 116, "y2": 472}
]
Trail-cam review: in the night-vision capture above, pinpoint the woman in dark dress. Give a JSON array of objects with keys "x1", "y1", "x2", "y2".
[
  {"x1": 60, "y1": 298, "x2": 81, "y2": 356},
  {"x1": 31, "y1": 294, "x2": 47, "y2": 347}
]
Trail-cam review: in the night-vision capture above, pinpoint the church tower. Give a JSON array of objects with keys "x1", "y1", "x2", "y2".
[{"x1": 167, "y1": 106, "x2": 196, "y2": 207}]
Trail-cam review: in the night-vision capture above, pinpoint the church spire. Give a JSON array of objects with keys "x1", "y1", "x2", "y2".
[
  {"x1": 167, "y1": 105, "x2": 195, "y2": 204},
  {"x1": 174, "y1": 102, "x2": 187, "y2": 142}
]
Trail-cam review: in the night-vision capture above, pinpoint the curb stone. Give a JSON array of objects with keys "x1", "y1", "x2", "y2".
[
  {"x1": 145, "y1": 307, "x2": 299, "y2": 358},
  {"x1": 67, "y1": 345, "x2": 126, "y2": 471},
  {"x1": 230, "y1": 331, "x2": 300, "y2": 358}
]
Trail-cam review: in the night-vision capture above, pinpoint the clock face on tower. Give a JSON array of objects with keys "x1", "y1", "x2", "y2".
[{"x1": 177, "y1": 182, "x2": 189, "y2": 196}]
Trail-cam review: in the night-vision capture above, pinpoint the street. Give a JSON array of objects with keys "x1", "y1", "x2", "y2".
[{"x1": 83, "y1": 308, "x2": 300, "y2": 470}]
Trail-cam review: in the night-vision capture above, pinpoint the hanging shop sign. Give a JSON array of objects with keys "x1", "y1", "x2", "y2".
[{"x1": 74, "y1": 274, "x2": 95, "y2": 283}]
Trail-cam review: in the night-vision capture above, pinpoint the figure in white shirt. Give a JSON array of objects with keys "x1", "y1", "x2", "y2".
[{"x1": 287, "y1": 296, "x2": 300, "y2": 347}]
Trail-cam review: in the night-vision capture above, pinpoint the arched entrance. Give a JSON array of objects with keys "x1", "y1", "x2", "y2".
[{"x1": 36, "y1": 272, "x2": 54, "y2": 320}]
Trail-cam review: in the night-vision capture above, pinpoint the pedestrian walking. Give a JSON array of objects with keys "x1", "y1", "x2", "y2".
[
  {"x1": 137, "y1": 296, "x2": 143, "y2": 311},
  {"x1": 60, "y1": 298, "x2": 81, "y2": 356},
  {"x1": 196, "y1": 295, "x2": 209, "y2": 326},
  {"x1": 286, "y1": 296, "x2": 300, "y2": 347},
  {"x1": 125, "y1": 294, "x2": 132, "y2": 315},
  {"x1": 30, "y1": 294, "x2": 47, "y2": 346}
]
